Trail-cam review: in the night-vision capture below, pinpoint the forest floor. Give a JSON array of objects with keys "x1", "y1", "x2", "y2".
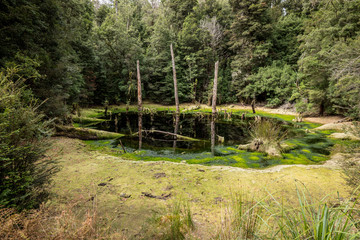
[{"x1": 47, "y1": 105, "x2": 352, "y2": 239}]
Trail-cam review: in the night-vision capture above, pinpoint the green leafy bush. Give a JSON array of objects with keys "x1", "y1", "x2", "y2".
[{"x1": 0, "y1": 67, "x2": 55, "y2": 210}]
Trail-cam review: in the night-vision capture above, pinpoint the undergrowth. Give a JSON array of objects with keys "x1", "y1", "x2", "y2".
[
  {"x1": 140, "y1": 201, "x2": 195, "y2": 240},
  {"x1": 0, "y1": 194, "x2": 125, "y2": 240},
  {"x1": 217, "y1": 187, "x2": 360, "y2": 240}
]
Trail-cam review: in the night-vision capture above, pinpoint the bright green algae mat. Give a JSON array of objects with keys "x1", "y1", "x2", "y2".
[{"x1": 83, "y1": 109, "x2": 335, "y2": 169}]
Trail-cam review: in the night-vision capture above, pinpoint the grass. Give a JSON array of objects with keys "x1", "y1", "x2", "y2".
[
  {"x1": 217, "y1": 187, "x2": 360, "y2": 240},
  {"x1": 250, "y1": 119, "x2": 287, "y2": 143},
  {"x1": 142, "y1": 201, "x2": 195, "y2": 240}
]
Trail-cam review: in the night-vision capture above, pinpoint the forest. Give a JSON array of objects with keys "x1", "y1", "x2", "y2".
[
  {"x1": 1, "y1": 0, "x2": 360, "y2": 117},
  {"x1": 1, "y1": 0, "x2": 360, "y2": 239}
]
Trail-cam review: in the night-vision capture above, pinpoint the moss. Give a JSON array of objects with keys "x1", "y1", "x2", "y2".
[
  {"x1": 48, "y1": 137, "x2": 351, "y2": 239},
  {"x1": 56, "y1": 125, "x2": 124, "y2": 140},
  {"x1": 80, "y1": 108, "x2": 105, "y2": 118},
  {"x1": 72, "y1": 116, "x2": 107, "y2": 124},
  {"x1": 79, "y1": 105, "x2": 337, "y2": 169}
]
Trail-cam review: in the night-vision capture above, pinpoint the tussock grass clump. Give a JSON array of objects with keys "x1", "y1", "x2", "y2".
[
  {"x1": 249, "y1": 119, "x2": 287, "y2": 146},
  {"x1": 143, "y1": 202, "x2": 195, "y2": 240},
  {"x1": 239, "y1": 119, "x2": 288, "y2": 157},
  {"x1": 217, "y1": 194, "x2": 266, "y2": 239},
  {"x1": 217, "y1": 187, "x2": 360, "y2": 240}
]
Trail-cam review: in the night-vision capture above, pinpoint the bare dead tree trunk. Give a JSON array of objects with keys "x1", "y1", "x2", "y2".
[
  {"x1": 137, "y1": 60, "x2": 142, "y2": 112},
  {"x1": 251, "y1": 99, "x2": 256, "y2": 114},
  {"x1": 115, "y1": 0, "x2": 118, "y2": 15},
  {"x1": 170, "y1": 43, "x2": 180, "y2": 114},
  {"x1": 212, "y1": 61, "x2": 219, "y2": 115},
  {"x1": 173, "y1": 113, "x2": 180, "y2": 151},
  {"x1": 138, "y1": 112, "x2": 142, "y2": 150},
  {"x1": 211, "y1": 115, "x2": 215, "y2": 156}
]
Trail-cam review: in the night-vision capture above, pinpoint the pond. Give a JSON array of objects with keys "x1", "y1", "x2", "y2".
[{"x1": 84, "y1": 110, "x2": 334, "y2": 168}]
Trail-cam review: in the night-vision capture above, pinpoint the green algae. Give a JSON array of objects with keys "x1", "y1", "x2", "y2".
[{"x1": 80, "y1": 106, "x2": 346, "y2": 169}]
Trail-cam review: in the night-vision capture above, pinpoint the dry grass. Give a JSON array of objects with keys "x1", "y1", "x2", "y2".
[{"x1": 0, "y1": 195, "x2": 126, "y2": 240}]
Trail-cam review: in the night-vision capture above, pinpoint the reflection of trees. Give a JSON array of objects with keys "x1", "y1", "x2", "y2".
[
  {"x1": 211, "y1": 114, "x2": 216, "y2": 156},
  {"x1": 138, "y1": 112, "x2": 142, "y2": 150},
  {"x1": 114, "y1": 113, "x2": 118, "y2": 133},
  {"x1": 173, "y1": 113, "x2": 180, "y2": 151}
]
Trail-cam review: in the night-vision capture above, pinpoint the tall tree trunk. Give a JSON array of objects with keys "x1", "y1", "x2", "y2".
[
  {"x1": 173, "y1": 113, "x2": 180, "y2": 151},
  {"x1": 170, "y1": 43, "x2": 180, "y2": 114},
  {"x1": 138, "y1": 112, "x2": 142, "y2": 150},
  {"x1": 212, "y1": 61, "x2": 219, "y2": 115},
  {"x1": 137, "y1": 60, "x2": 142, "y2": 112},
  {"x1": 211, "y1": 115, "x2": 216, "y2": 156},
  {"x1": 251, "y1": 99, "x2": 256, "y2": 114}
]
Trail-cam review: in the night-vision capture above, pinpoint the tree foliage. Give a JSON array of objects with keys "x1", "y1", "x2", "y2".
[
  {"x1": 1, "y1": 0, "x2": 360, "y2": 119},
  {"x1": 0, "y1": 65, "x2": 54, "y2": 210}
]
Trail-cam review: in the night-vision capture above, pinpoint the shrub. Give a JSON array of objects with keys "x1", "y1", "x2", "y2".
[{"x1": 0, "y1": 66, "x2": 55, "y2": 210}]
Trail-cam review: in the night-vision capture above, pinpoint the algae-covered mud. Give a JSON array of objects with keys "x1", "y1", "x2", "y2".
[
  {"x1": 48, "y1": 137, "x2": 351, "y2": 239},
  {"x1": 80, "y1": 108, "x2": 335, "y2": 168}
]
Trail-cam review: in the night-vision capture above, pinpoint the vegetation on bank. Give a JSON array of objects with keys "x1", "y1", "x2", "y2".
[
  {"x1": 80, "y1": 106, "x2": 332, "y2": 169},
  {"x1": 0, "y1": 67, "x2": 55, "y2": 210}
]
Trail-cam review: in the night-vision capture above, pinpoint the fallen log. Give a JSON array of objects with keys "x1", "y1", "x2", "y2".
[
  {"x1": 72, "y1": 116, "x2": 107, "y2": 124},
  {"x1": 131, "y1": 129, "x2": 202, "y2": 142},
  {"x1": 55, "y1": 125, "x2": 124, "y2": 140}
]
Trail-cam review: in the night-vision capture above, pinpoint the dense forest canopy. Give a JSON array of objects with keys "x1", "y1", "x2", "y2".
[{"x1": 1, "y1": 0, "x2": 360, "y2": 118}]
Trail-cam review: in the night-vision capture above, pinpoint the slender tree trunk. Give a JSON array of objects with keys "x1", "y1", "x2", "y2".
[
  {"x1": 115, "y1": 0, "x2": 118, "y2": 15},
  {"x1": 137, "y1": 60, "x2": 142, "y2": 112},
  {"x1": 251, "y1": 99, "x2": 256, "y2": 114},
  {"x1": 212, "y1": 61, "x2": 219, "y2": 115},
  {"x1": 211, "y1": 115, "x2": 215, "y2": 156},
  {"x1": 138, "y1": 112, "x2": 142, "y2": 150},
  {"x1": 173, "y1": 113, "x2": 180, "y2": 151},
  {"x1": 170, "y1": 43, "x2": 180, "y2": 114}
]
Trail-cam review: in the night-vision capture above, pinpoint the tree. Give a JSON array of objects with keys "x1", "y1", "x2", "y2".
[
  {"x1": 296, "y1": 0, "x2": 360, "y2": 115},
  {"x1": 228, "y1": 0, "x2": 273, "y2": 102},
  {"x1": 0, "y1": 65, "x2": 54, "y2": 210}
]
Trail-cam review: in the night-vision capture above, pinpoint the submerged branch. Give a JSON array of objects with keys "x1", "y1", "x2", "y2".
[{"x1": 131, "y1": 129, "x2": 202, "y2": 142}]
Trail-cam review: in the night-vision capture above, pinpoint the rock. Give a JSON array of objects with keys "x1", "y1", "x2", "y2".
[
  {"x1": 314, "y1": 122, "x2": 354, "y2": 131},
  {"x1": 198, "y1": 169, "x2": 205, "y2": 172},
  {"x1": 329, "y1": 132, "x2": 360, "y2": 140},
  {"x1": 120, "y1": 193, "x2": 131, "y2": 198},
  {"x1": 238, "y1": 139, "x2": 282, "y2": 157}
]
